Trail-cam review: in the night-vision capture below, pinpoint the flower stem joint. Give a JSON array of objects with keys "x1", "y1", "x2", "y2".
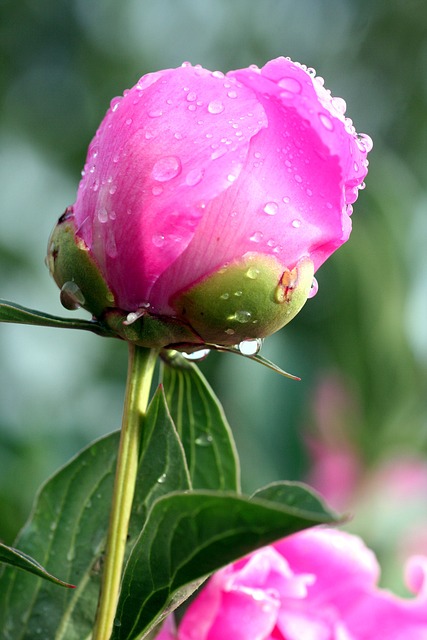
[{"x1": 47, "y1": 57, "x2": 371, "y2": 350}]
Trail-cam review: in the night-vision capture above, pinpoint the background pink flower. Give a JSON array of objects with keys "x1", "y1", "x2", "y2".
[{"x1": 159, "y1": 528, "x2": 427, "y2": 640}]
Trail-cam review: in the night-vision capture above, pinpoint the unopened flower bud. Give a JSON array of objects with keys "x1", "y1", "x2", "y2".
[{"x1": 48, "y1": 58, "x2": 371, "y2": 349}]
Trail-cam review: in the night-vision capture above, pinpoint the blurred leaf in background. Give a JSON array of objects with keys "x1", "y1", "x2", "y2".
[{"x1": 0, "y1": 0, "x2": 426, "y2": 596}]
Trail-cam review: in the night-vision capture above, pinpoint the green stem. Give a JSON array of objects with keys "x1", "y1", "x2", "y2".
[{"x1": 93, "y1": 344, "x2": 157, "y2": 640}]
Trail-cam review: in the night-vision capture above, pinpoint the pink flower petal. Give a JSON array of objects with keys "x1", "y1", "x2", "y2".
[
  {"x1": 151, "y1": 58, "x2": 369, "y2": 314},
  {"x1": 74, "y1": 63, "x2": 266, "y2": 309}
]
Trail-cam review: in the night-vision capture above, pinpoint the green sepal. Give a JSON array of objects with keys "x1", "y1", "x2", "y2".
[
  {"x1": 47, "y1": 214, "x2": 116, "y2": 317},
  {"x1": 104, "y1": 309, "x2": 204, "y2": 350},
  {"x1": 172, "y1": 254, "x2": 314, "y2": 346}
]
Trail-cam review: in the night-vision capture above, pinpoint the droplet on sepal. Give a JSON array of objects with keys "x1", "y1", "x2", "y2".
[
  {"x1": 157, "y1": 473, "x2": 167, "y2": 484},
  {"x1": 182, "y1": 348, "x2": 211, "y2": 361},
  {"x1": 238, "y1": 338, "x2": 263, "y2": 356},
  {"x1": 308, "y1": 277, "x2": 319, "y2": 298},
  {"x1": 60, "y1": 281, "x2": 85, "y2": 310}
]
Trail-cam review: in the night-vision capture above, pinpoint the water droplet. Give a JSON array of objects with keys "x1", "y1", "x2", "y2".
[
  {"x1": 157, "y1": 473, "x2": 167, "y2": 484},
  {"x1": 234, "y1": 290, "x2": 243, "y2": 297},
  {"x1": 97, "y1": 207, "x2": 108, "y2": 223},
  {"x1": 263, "y1": 201, "x2": 279, "y2": 216},
  {"x1": 212, "y1": 70, "x2": 224, "y2": 78},
  {"x1": 308, "y1": 277, "x2": 319, "y2": 298},
  {"x1": 182, "y1": 348, "x2": 211, "y2": 361},
  {"x1": 250, "y1": 231, "x2": 263, "y2": 243},
  {"x1": 148, "y1": 109, "x2": 163, "y2": 118},
  {"x1": 278, "y1": 77, "x2": 302, "y2": 95},
  {"x1": 282, "y1": 196, "x2": 290, "y2": 204},
  {"x1": 238, "y1": 338, "x2": 263, "y2": 356},
  {"x1": 152, "y1": 234, "x2": 165, "y2": 247},
  {"x1": 125, "y1": 118, "x2": 133, "y2": 125},
  {"x1": 225, "y1": 328, "x2": 235, "y2": 335},
  {"x1": 186, "y1": 91, "x2": 197, "y2": 102},
  {"x1": 106, "y1": 230, "x2": 118, "y2": 258},
  {"x1": 152, "y1": 185, "x2": 163, "y2": 196},
  {"x1": 66, "y1": 548, "x2": 75, "y2": 563},
  {"x1": 294, "y1": 174, "x2": 303, "y2": 183},
  {"x1": 230, "y1": 310, "x2": 252, "y2": 324},
  {"x1": 207, "y1": 100, "x2": 225, "y2": 114},
  {"x1": 357, "y1": 133, "x2": 373, "y2": 153},
  {"x1": 227, "y1": 90, "x2": 237, "y2": 98},
  {"x1": 220, "y1": 293, "x2": 230, "y2": 300},
  {"x1": 113, "y1": 619, "x2": 122, "y2": 628},
  {"x1": 331, "y1": 97, "x2": 347, "y2": 115},
  {"x1": 186, "y1": 169, "x2": 204, "y2": 186},
  {"x1": 291, "y1": 219, "x2": 301, "y2": 228},
  {"x1": 246, "y1": 266, "x2": 260, "y2": 280},
  {"x1": 319, "y1": 113, "x2": 334, "y2": 131},
  {"x1": 152, "y1": 156, "x2": 182, "y2": 182},
  {"x1": 60, "y1": 282, "x2": 85, "y2": 310},
  {"x1": 110, "y1": 97, "x2": 121, "y2": 112},
  {"x1": 109, "y1": 184, "x2": 117, "y2": 195},
  {"x1": 195, "y1": 434, "x2": 213, "y2": 447}
]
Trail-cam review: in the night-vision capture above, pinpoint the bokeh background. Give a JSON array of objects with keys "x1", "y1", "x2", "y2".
[{"x1": 1, "y1": 0, "x2": 426, "y2": 594}]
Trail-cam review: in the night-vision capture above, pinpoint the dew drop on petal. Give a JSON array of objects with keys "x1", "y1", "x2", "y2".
[
  {"x1": 278, "y1": 77, "x2": 302, "y2": 95},
  {"x1": 185, "y1": 169, "x2": 204, "y2": 186},
  {"x1": 152, "y1": 233, "x2": 165, "y2": 247},
  {"x1": 263, "y1": 201, "x2": 279, "y2": 216},
  {"x1": 291, "y1": 219, "x2": 301, "y2": 228},
  {"x1": 250, "y1": 231, "x2": 263, "y2": 243},
  {"x1": 152, "y1": 156, "x2": 182, "y2": 182},
  {"x1": 152, "y1": 185, "x2": 163, "y2": 196},
  {"x1": 357, "y1": 133, "x2": 374, "y2": 153},
  {"x1": 308, "y1": 277, "x2": 319, "y2": 298},
  {"x1": 331, "y1": 97, "x2": 347, "y2": 115},
  {"x1": 207, "y1": 100, "x2": 225, "y2": 114},
  {"x1": 97, "y1": 208, "x2": 108, "y2": 223},
  {"x1": 186, "y1": 91, "x2": 197, "y2": 102},
  {"x1": 319, "y1": 113, "x2": 334, "y2": 131}
]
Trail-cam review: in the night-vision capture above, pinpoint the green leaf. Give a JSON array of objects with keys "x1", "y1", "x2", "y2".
[
  {"x1": 0, "y1": 299, "x2": 113, "y2": 337},
  {"x1": 252, "y1": 481, "x2": 340, "y2": 517},
  {"x1": 0, "y1": 432, "x2": 119, "y2": 640},
  {"x1": 114, "y1": 485, "x2": 339, "y2": 640},
  {"x1": 127, "y1": 387, "x2": 191, "y2": 535},
  {"x1": 161, "y1": 353, "x2": 240, "y2": 491},
  {"x1": 207, "y1": 343, "x2": 301, "y2": 380},
  {"x1": 0, "y1": 387, "x2": 190, "y2": 640},
  {"x1": 0, "y1": 542, "x2": 75, "y2": 589}
]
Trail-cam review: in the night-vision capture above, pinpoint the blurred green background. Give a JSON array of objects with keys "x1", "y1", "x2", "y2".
[{"x1": 1, "y1": 0, "x2": 426, "y2": 593}]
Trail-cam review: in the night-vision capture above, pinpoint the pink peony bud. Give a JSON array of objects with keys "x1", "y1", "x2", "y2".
[
  {"x1": 48, "y1": 58, "x2": 371, "y2": 349},
  {"x1": 160, "y1": 528, "x2": 427, "y2": 640}
]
